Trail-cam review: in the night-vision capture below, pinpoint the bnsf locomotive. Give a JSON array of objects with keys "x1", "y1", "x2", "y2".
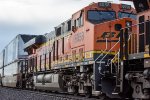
[{"x1": 0, "y1": 2, "x2": 137, "y2": 99}]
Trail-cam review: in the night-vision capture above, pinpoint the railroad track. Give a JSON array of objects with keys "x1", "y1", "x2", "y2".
[{"x1": 0, "y1": 87, "x2": 103, "y2": 100}]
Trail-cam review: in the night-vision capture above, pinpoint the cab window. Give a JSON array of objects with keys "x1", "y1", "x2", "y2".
[
  {"x1": 74, "y1": 12, "x2": 83, "y2": 28},
  {"x1": 87, "y1": 10, "x2": 116, "y2": 24},
  {"x1": 118, "y1": 12, "x2": 136, "y2": 20}
]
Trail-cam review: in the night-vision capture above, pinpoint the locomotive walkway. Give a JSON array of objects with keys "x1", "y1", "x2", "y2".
[{"x1": 0, "y1": 87, "x2": 102, "y2": 100}]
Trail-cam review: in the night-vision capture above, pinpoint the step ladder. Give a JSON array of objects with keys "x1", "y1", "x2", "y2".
[
  {"x1": 96, "y1": 28, "x2": 132, "y2": 95},
  {"x1": 111, "y1": 29, "x2": 132, "y2": 94}
]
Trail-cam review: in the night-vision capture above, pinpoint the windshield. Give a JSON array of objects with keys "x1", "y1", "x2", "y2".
[
  {"x1": 118, "y1": 12, "x2": 136, "y2": 20},
  {"x1": 87, "y1": 10, "x2": 116, "y2": 24}
]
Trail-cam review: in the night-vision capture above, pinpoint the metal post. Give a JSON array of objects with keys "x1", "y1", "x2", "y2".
[
  {"x1": 124, "y1": 28, "x2": 129, "y2": 60},
  {"x1": 106, "y1": 38, "x2": 108, "y2": 50},
  {"x1": 120, "y1": 29, "x2": 123, "y2": 60},
  {"x1": 148, "y1": 21, "x2": 150, "y2": 55}
]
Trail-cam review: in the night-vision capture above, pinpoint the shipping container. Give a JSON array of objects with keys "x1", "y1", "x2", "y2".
[
  {"x1": 0, "y1": 50, "x2": 4, "y2": 68},
  {"x1": 2, "y1": 61, "x2": 25, "y2": 87},
  {"x1": 0, "y1": 34, "x2": 37, "y2": 87},
  {"x1": 3, "y1": 34, "x2": 36, "y2": 66},
  {"x1": 0, "y1": 68, "x2": 2, "y2": 76}
]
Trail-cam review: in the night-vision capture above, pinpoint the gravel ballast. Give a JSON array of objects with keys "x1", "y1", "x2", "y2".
[{"x1": 0, "y1": 87, "x2": 99, "y2": 100}]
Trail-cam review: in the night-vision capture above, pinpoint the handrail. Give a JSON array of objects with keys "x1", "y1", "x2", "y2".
[
  {"x1": 110, "y1": 31, "x2": 132, "y2": 74},
  {"x1": 110, "y1": 51, "x2": 120, "y2": 73},
  {"x1": 121, "y1": 20, "x2": 150, "y2": 30},
  {"x1": 94, "y1": 38, "x2": 108, "y2": 62},
  {"x1": 98, "y1": 39, "x2": 120, "y2": 75},
  {"x1": 111, "y1": 32, "x2": 132, "y2": 62},
  {"x1": 99, "y1": 39, "x2": 120, "y2": 64}
]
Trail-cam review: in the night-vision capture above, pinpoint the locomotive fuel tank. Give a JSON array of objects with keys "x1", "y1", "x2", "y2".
[
  {"x1": 34, "y1": 74, "x2": 66, "y2": 92},
  {"x1": 44, "y1": 74, "x2": 53, "y2": 83},
  {"x1": 36, "y1": 74, "x2": 44, "y2": 83}
]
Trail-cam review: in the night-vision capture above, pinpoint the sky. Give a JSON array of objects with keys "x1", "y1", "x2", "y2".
[{"x1": 0, "y1": 0, "x2": 133, "y2": 52}]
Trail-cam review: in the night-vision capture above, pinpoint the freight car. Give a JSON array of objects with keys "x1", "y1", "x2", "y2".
[
  {"x1": 0, "y1": 34, "x2": 37, "y2": 87},
  {"x1": 0, "y1": 2, "x2": 137, "y2": 100}
]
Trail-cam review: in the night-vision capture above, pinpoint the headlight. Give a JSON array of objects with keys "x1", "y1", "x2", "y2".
[
  {"x1": 126, "y1": 21, "x2": 131, "y2": 27},
  {"x1": 126, "y1": 21, "x2": 132, "y2": 31}
]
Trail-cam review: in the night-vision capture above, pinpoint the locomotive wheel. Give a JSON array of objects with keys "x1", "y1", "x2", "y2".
[
  {"x1": 73, "y1": 86, "x2": 79, "y2": 96},
  {"x1": 0, "y1": 82, "x2": 3, "y2": 87},
  {"x1": 85, "y1": 86, "x2": 92, "y2": 98},
  {"x1": 98, "y1": 93, "x2": 107, "y2": 100}
]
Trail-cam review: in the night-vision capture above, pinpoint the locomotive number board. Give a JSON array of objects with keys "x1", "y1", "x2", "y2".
[
  {"x1": 98, "y1": 2, "x2": 111, "y2": 8},
  {"x1": 121, "y1": 4, "x2": 131, "y2": 10}
]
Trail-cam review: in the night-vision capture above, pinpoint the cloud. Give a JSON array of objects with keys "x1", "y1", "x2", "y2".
[
  {"x1": 0, "y1": 0, "x2": 133, "y2": 24},
  {"x1": 0, "y1": 0, "x2": 133, "y2": 51}
]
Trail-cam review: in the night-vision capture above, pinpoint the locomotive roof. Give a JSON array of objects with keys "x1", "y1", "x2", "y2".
[
  {"x1": 55, "y1": 18, "x2": 71, "y2": 29},
  {"x1": 72, "y1": 2, "x2": 135, "y2": 16},
  {"x1": 120, "y1": 0, "x2": 150, "y2": 13},
  {"x1": 44, "y1": 31, "x2": 56, "y2": 40}
]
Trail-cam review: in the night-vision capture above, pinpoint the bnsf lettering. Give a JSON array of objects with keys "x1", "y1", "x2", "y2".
[{"x1": 74, "y1": 32, "x2": 84, "y2": 42}]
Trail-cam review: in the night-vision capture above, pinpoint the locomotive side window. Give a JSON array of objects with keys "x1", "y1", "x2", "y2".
[
  {"x1": 56, "y1": 27, "x2": 61, "y2": 36},
  {"x1": 62, "y1": 23, "x2": 65, "y2": 34},
  {"x1": 78, "y1": 13, "x2": 83, "y2": 27},
  {"x1": 87, "y1": 10, "x2": 116, "y2": 24},
  {"x1": 73, "y1": 12, "x2": 83, "y2": 29},
  {"x1": 67, "y1": 20, "x2": 71, "y2": 31},
  {"x1": 74, "y1": 20, "x2": 76, "y2": 28}
]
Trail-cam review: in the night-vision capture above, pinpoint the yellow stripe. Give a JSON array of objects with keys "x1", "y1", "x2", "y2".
[
  {"x1": 35, "y1": 50, "x2": 118, "y2": 70},
  {"x1": 39, "y1": 32, "x2": 72, "y2": 47},
  {"x1": 144, "y1": 54, "x2": 150, "y2": 58},
  {"x1": 90, "y1": 50, "x2": 117, "y2": 55}
]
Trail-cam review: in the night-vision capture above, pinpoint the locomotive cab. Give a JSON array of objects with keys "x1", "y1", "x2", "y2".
[{"x1": 71, "y1": 2, "x2": 136, "y2": 56}]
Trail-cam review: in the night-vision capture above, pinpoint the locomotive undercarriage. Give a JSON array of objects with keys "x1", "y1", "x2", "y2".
[
  {"x1": 23, "y1": 61, "x2": 129, "y2": 99},
  {"x1": 10, "y1": 50, "x2": 133, "y2": 100},
  {"x1": 125, "y1": 59, "x2": 150, "y2": 100},
  {"x1": 23, "y1": 64, "x2": 105, "y2": 98}
]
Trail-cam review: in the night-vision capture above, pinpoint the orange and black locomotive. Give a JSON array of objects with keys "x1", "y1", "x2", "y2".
[{"x1": 0, "y1": 2, "x2": 137, "y2": 99}]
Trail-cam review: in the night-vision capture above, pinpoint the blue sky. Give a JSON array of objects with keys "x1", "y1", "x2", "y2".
[{"x1": 0, "y1": 0, "x2": 133, "y2": 52}]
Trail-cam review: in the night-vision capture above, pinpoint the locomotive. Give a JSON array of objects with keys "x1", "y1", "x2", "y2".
[
  {"x1": 119, "y1": 0, "x2": 150, "y2": 100},
  {"x1": 0, "y1": 2, "x2": 137, "y2": 99}
]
